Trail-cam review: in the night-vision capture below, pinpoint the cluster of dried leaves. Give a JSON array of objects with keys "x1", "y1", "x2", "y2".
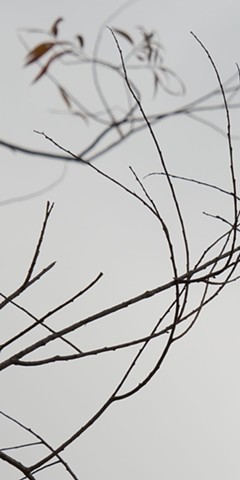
[{"x1": 24, "y1": 17, "x2": 185, "y2": 109}]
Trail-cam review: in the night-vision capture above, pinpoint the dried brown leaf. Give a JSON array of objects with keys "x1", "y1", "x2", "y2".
[
  {"x1": 76, "y1": 35, "x2": 84, "y2": 48},
  {"x1": 112, "y1": 28, "x2": 134, "y2": 45},
  {"x1": 25, "y1": 42, "x2": 56, "y2": 66},
  {"x1": 51, "y1": 17, "x2": 64, "y2": 37}
]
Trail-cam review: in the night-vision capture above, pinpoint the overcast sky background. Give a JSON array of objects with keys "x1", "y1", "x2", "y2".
[{"x1": 1, "y1": 1, "x2": 240, "y2": 479}]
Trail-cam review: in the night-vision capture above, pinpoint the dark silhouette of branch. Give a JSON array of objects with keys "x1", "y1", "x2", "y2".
[
  {"x1": 0, "y1": 451, "x2": 36, "y2": 480},
  {"x1": 0, "y1": 271, "x2": 103, "y2": 353},
  {"x1": 0, "y1": 411, "x2": 80, "y2": 480}
]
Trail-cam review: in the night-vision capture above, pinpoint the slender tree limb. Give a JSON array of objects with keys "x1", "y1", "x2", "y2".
[{"x1": 0, "y1": 451, "x2": 36, "y2": 480}]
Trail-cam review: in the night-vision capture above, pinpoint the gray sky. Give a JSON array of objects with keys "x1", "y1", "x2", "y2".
[{"x1": 1, "y1": 1, "x2": 240, "y2": 479}]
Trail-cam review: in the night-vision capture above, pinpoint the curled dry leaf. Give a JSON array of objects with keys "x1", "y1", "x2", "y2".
[
  {"x1": 25, "y1": 42, "x2": 55, "y2": 65},
  {"x1": 111, "y1": 27, "x2": 134, "y2": 45},
  {"x1": 51, "y1": 17, "x2": 64, "y2": 37},
  {"x1": 76, "y1": 34, "x2": 84, "y2": 48}
]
